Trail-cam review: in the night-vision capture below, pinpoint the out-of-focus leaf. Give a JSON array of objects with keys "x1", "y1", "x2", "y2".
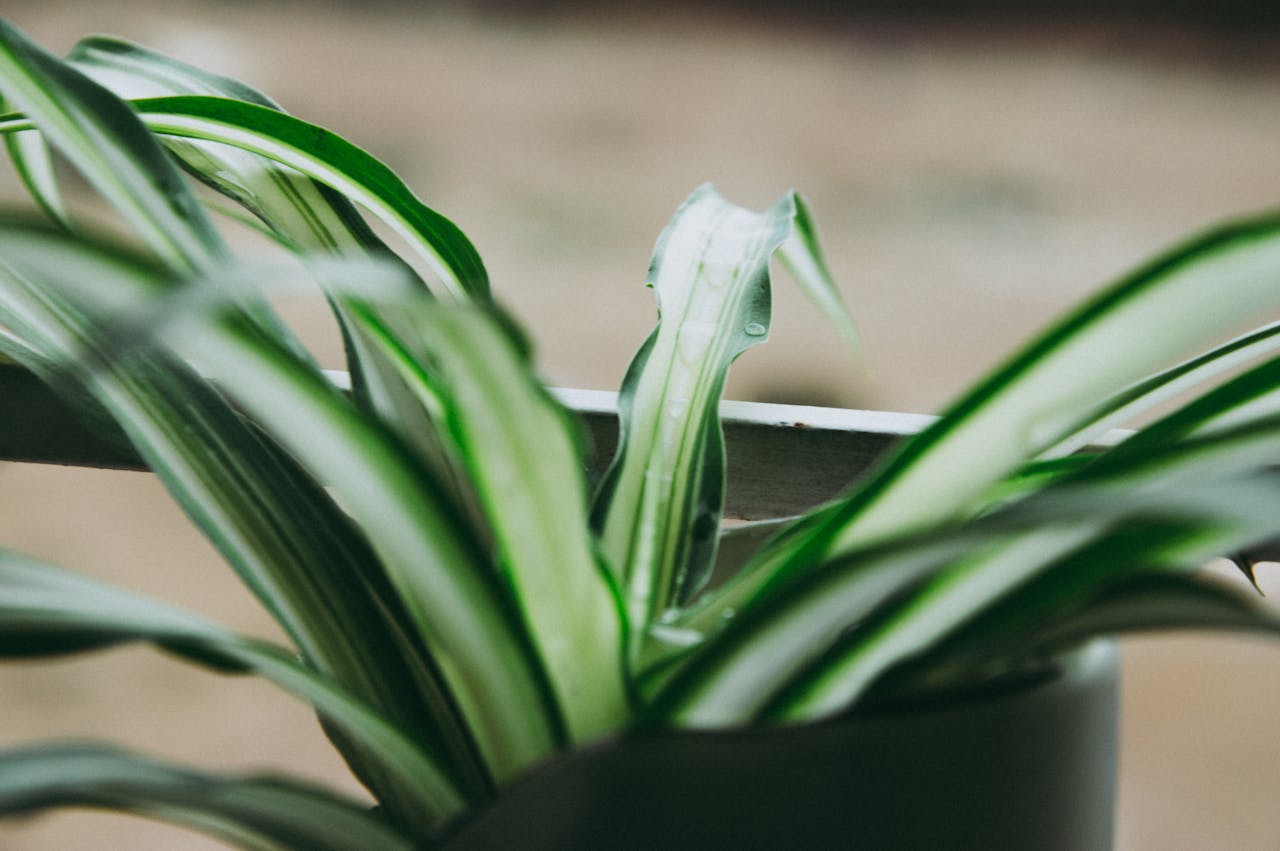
[
  {"x1": 0, "y1": 743, "x2": 414, "y2": 851},
  {"x1": 0, "y1": 220, "x2": 560, "y2": 784},
  {"x1": 0, "y1": 550, "x2": 465, "y2": 828},
  {"x1": 678, "y1": 209, "x2": 1280, "y2": 654},
  {"x1": 0, "y1": 19, "x2": 223, "y2": 270},
  {"x1": 652, "y1": 418, "x2": 1280, "y2": 725},
  {"x1": 342, "y1": 300, "x2": 629, "y2": 742}
]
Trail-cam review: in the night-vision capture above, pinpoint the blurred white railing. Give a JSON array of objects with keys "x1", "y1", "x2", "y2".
[{"x1": 0, "y1": 361, "x2": 923, "y2": 519}]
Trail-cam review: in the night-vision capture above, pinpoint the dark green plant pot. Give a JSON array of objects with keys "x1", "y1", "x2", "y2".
[{"x1": 437, "y1": 641, "x2": 1119, "y2": 850}]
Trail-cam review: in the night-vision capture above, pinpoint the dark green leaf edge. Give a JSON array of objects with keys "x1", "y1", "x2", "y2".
[{"x1": 0, "y1": 742, "x2": 415, "y2": 851}]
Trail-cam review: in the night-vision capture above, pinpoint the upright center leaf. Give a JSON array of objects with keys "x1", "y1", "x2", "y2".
[{"x1": 593, "y1": 185, "x2": 796, "y2": 645}]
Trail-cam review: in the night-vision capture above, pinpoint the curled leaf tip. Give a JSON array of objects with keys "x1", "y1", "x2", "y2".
[{"x1": 1228, "y1": 552, "x2": 1265, "y2": 595}]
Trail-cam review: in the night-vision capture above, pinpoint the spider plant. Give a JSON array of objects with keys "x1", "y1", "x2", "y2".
[{"x1": 0, "y1": 18, "x2": 1279, "y2": 848}]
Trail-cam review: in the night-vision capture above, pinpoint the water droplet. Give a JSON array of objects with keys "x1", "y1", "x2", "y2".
[
  {"x1": 744, "y1": 322, "x2": 767, "y2": 337},
  {"x1": 719, "y1": 608, "x2": 736, "y2": 623},
  {"x1": 668, "y1": 397, "x2": 690, "y2": 419}
]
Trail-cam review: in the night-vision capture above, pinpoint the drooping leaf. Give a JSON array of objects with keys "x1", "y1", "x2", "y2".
[
  {"x1": 1008, "y1": 571, "x2": 1280, "y2": 651},
  {"x1": 0, "y1": 743, "x2": 414, "y2": 851},
  {"x1": 112, "y1": 94, "x2": 488, "y2": 298},
  {"x1": 0, "y1": 220, "x2": 561, "y2": 783},
  {"x1": 69, "y1": 35, "x2": 280, "y2": 106},
  {"x1": 867, "y1": 568, "x2": 1280, "y2": 703},
  {"x1": 0, "y1": 19, "x2": 224, "y2": 271},
  {"x1": 0, "y1": 550, "x2": 465, "y2": 828},
  {"x1": 61, "y1": 37, "x2": 490, "y2": 539},
  {"x1": 775, "y1": 191, "x2": 859, "y2": 354},
  {"x1": 0, "y1": 20, "x2": 309, "y2": 370},
  {"x1": 0, "y1": 231, "x2": 494, "y2": 815},
  {"x1": 65, "y1": 35, "x2": 367, "y2": 259}
]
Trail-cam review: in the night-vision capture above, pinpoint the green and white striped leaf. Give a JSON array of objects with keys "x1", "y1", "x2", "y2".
[
  {"x1": 652, "y1": 417, "x2": 1280, "y2": 725},
  {"x1": 1001, "y1": 572, "x2": 1280, "y2": 653},
  {"x1": 173, "y1": 315, "x2": 561, "y2": 784},
  {"x1": 1128, "y1": 353, "x2": 1280, "y2": 446},
  {"x1": 66, "y1": 37, "x2": 451, "y2": 453},
  {"x1": 70, "y1": 35, "x2": 280, "y2": 107},
  {"x1": 678, "y1": 210, "x2": 1280, "y2": 646},
  {"x1": 1042, "y1": 319, "x2": 1280, "y2": 459},
  {"x1": 114, "y1": 94, "x2": 487, "y2": 299},
  {"x1": 0, "y1": 20, "x2": 310, "y2": 372},
  {"x1": 62, "y1": 36, "x2": 489, "y2": 536},
  {"x1": 592, "y1": 186, "x2": 799, "y2": 642},
  {"x1": 0, "y1": 19, "x2": 224, "y2": 271},
  {"x1": 64, "y1": 35, "x2": 370, "y2": 257},
  {"x1": 0, "y1": 550, "x2": 465, "y2": 828},
  {"x1": 0, "y1": 743, "x2": 414, "y2": 851},
  {"x1": 3, "y1": 126, "x2": 68, "y2": 228},
  {"x1": 0, "y1": 232, "x2": 493, "y2": 814},
  {"x1": 344, "y1": 300, "x2": 629, "y2": 741},
  {"x1": 0, "y1": 221, "x2": 560, "y2": 783},
  {"x1": 776, "y1": 191, "x2": 859, "y2": 353},
  {"x1": 0, "y1": 227, "x2": 478, "y2": 821},
  {"x1": 1055, "y1": 351, "x2": 1280, "y2": 495},
  {"x1": 981, "y1": 324, "x2": 1280, "y2": 513},
  {"x1": 766, "y1": 421, "x2": 1280, "y2": 720},
  {"x1": 871, "y1": 570, "x2": 1280, "y2": 702},
  {"x1": 1, "y1": 86, "x2": 66, "y2": 226},
  {"x1": 819, "y1": 212, "x2": 1280, "y2": 551}
]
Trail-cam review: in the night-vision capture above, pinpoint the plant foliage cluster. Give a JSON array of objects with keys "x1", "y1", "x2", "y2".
[{"x1": 0, "y1": 18, "x2": 1277, "y2": 848}]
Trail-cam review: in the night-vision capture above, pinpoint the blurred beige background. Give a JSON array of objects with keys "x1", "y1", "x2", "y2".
[{"x1": 3, "y1": 1, "x2": 1280, "y2": 847}]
